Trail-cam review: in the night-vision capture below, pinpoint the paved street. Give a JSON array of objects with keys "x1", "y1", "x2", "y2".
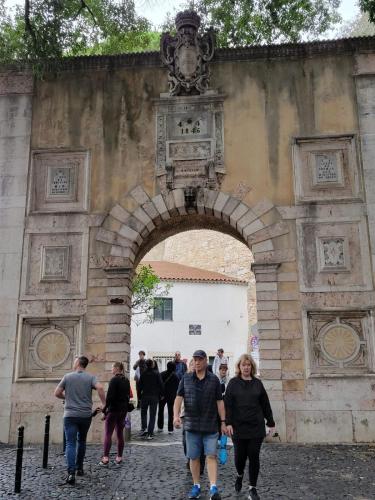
[{"x1": 1, "y1": 415, "x2": 374, "y2": 500}]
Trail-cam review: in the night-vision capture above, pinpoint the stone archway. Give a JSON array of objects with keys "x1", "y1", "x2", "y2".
[{"x1": 88, "y1": 185, "x2": 299, "y2": 442}]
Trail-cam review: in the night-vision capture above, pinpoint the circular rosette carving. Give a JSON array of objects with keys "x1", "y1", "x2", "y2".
[
  {"x1": 320, "y1": 323, "x2": 360, "y2": 364},
  {"x1": 34, "y1": 328, "x2": 71, "y2": 369}
]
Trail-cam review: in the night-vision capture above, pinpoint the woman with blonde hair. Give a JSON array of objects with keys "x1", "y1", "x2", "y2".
[{"x1": 225, "y1": 354, "x2": 275, "y2": 500}]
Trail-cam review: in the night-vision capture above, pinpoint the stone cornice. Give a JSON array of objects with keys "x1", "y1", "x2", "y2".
[{"x1": 1, "y1": 36, "x2": 375, "y2": 74}]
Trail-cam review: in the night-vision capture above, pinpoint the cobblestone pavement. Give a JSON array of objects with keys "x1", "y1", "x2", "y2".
[{"x1": 0, "y1": 413, "x2": 374, "y2": 500}]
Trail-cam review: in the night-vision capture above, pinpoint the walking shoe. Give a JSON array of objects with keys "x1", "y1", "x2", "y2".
[
  {"x1": 168, "y1": 430, "x2": 173, "y2": 434},
  {"x1": 234, "y1": 474, "x2": 243, "y2": 492},
  {"x1": 76, "y1": 468, "x2": 84, "y2": 476},
  {"x1": 188, "y1": 484, "x2": 201, "y2": 499},
  {"x1": 138, "y1": 430, "x2": 148, "y2": 437},
  {"x1": 248, "y1": 487, "x2": 260, "y2": 500},
  {"x1": 65, "y1": 473, "x2": 75, "y2": 485},
  {"x1": 157, "y1": 428, "x2": 163, "y2": 433},
  {"x1": 146, "y1": 433, "x2": 154, "y2": 440},
  {"x1": 209, "y1": 485, "x2": 221, "y2": 499},
  {"x1": 98, "y1": 458, "x2": 109, "y2": 466}
]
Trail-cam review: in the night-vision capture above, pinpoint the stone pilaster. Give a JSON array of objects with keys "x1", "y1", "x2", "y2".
[
  {"x1": 0, "y1": 72, "x2": 33, "y2": 443},
  {"x1": 355, "y1": 54, "x2": 375, "y2": 276},
  {"x1": 86, "y1": 264, "x2": 132, "y2": 442}
]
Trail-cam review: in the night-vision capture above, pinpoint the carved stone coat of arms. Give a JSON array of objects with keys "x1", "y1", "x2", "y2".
[{"x1": 160, "y1": 10, "x2": 215, "y2": 96}]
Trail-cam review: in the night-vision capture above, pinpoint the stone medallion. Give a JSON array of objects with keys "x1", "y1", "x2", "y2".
[
  {"x1": 33, "y1": 328, "x2": 71, "y2": 369},
  {"x1": 321, "y1": 324, "x2": 360, "y2": 363}
]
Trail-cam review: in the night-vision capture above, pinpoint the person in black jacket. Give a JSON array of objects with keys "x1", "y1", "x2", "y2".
[
  {"x1": 133, "y1": 350, "x2": 146, "y2": 409},
  {"x1": 157, "y1": 361, "x2": 180, "y2": 433},
  {"x1": 225, "y1": 353, "x2": 275, "y2": 500},
  {"x1": 138, "y1": 358, "x2": 164, "y2": 439},
  {"x1": 100, "y1": 362, "x2": 130, "y2": 466}
]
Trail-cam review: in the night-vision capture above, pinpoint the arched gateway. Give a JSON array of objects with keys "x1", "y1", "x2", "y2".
[{"x1": 1, "y1": 9, "x2": 375, "y2": 444}]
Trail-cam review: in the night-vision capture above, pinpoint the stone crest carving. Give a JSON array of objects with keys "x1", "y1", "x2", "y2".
[
  {"x1": 160, "y1": 10, "x2": 215, "y2": 96},
  {"x1": 307, "y1": 311, "x2": 372, "y2": 375}
]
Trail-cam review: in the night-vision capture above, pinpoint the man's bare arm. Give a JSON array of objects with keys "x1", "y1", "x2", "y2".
[
  {"x1": 95, "y1": 382, "x2": 106, "y2": 406},
  {"x1": 54, "y1": 386, "x2": 65, "y2": 400},
  {"x1": 173, "y1": 395, "x2": 183, "y2": 428},
  {"x1": 217, "y1": 399, "x2": 227, "y2": 433}
]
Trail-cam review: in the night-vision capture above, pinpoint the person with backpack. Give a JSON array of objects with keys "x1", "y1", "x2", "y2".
[{"x1": 157, "y1": 361, "x2": 180, "y2": 433}]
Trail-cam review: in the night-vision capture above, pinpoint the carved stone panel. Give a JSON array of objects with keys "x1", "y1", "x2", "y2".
[
  {"x1": 40, "y1": 245, "x2": 71, "y2": 281},
  {"x1": 16, "y1": 317, "x2": 81, "y2": 380},
  {"x1": 293, "y1": 136, "x2": 362, "y2": 203},
  {"x1": 306, "y1": 311, "x2": 374, "y2": 376},
  {"x1": 297, "y1": 218, "x2": 372, "y2": 292},
  {"x1": 21, "y1": 232, "x2": 86, "y2": 299},
  {"x1": 29, "y1": 150, "x2": 89, "y2": 213},
  {"x1": 155, "y1": 95, "x2": 225, "y2": 192}
]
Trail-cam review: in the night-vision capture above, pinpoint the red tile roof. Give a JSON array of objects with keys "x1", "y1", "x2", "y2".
[{"x1": 141, "y1": 261, "x2": 247, "y2": 285}]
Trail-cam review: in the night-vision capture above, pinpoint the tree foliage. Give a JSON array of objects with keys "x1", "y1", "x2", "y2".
[
  {"x1": 131, "y1": 265, "x2": 172, "y2": 325},
  {"x1": 0, "y1": 0, "x2": 158, "y2": 63},
  {"x1": 194, "y1": 0, "x2": 341, "y2": 47},
  {"x1": 0, "y1": 0, "x2": 344, "y2": 64},
  {"x1": 360, "y1": 0, "x2": 375, "y2": 24}
]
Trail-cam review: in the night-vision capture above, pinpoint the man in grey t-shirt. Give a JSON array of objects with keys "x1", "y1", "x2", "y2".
[{"x1": 55, "y1": 356, "x2": 105, "y2": 485}]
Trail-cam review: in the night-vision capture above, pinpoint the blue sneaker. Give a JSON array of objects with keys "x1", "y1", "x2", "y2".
[
  {"x1": 210, "y1": 485, "x2": 221, "y2": 500},
  {"x1": 188, "y1": 484, "x2": 201, "y2": 499}
]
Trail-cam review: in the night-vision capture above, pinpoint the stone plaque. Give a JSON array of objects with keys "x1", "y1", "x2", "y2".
[
  {"x1": 307, "y1": 312, "x2": 371, "y2": 375},
  {"x1": 22, "y1": 232, "x2": 87, "y2": 299},
  {"x1": 297, "y1": 218, "x2": 372, "y2": 292},
  {"x1": 321, "y1": 238, "x2": 345, "y2": 268},
  {"x1": 314, "y1": 152, "x2": 340, "y2": 183},
  {"x1": 40, "y1": 245, "x2": 71, "y2": 281},
  {"x1": 167, "y1": 140, "x2": 213, "y2": 161},
  {"x1": 293, "y1": 136, "x2": 362, "y2": 203},
  {"x1": 155, "y1": 96, "x2": 225, "y2": 192},
  {"x1": 29, "y1": 150, "x2": 89, "y2": 213},
  {"x1": 16, "y1": 318, "x2": 80, "y2": 380},
  {"x1": 47, "y1": 166, "x2": 76, "y2": 197}
]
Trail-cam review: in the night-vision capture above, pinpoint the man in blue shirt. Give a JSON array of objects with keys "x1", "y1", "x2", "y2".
[{"x1": 174, "y1": 350, "x2": 226, "y2": 500}]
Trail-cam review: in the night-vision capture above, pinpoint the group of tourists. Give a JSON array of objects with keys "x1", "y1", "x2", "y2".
[{"x1": 54, "y1": 347, "x2": 275, "y2": 500}]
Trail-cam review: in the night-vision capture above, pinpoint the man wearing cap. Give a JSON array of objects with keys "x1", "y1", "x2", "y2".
[{"x1": 173, "y1": 350, "x2": 226, "y2": 500}]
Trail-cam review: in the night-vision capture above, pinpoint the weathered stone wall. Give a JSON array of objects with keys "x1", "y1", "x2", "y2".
[{"x1": 1, "y1": 38, "x2": 375, "y2": 443}]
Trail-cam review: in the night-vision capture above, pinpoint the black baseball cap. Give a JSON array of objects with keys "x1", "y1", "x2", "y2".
[{"x1": 192, "y1": 350, "x2": 207, "y2": 358}]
